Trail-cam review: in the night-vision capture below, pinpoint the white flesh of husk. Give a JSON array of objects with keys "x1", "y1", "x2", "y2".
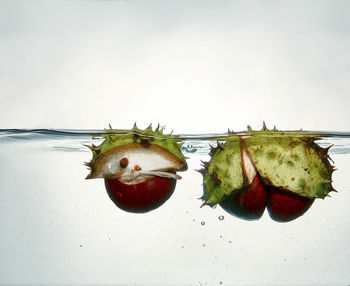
[
  {"x1": 240, "y1": 136, "x2": 257, "y2": 184},
  {"x1": 87, "y1": 143, "x2": 184, "y2": 184}
]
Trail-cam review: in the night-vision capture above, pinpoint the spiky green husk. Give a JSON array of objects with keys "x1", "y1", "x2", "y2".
[
  {"x1": 201, "y1": 124, "x2": 335, "y2": 206},
  {"x1": 245, "y1": 135, "x2": 334, "y2": 199},
  {"x1": 202, "y1": 138, "x2": 244, "y2": 206},
  {"x1": 85, "y1": 124, "x2": 187, "y2": 173}
]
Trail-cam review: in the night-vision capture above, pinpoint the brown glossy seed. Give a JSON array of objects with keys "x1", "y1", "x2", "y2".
[
  {"x1": 134, "y1": 165, "x2": 142, "y2": 171},
  {"x1": 119, "y1": 157, "x2": 129, "y2": 168}
]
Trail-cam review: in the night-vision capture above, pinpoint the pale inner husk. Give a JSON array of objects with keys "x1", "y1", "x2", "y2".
[{"x1": 87, "y1": 143, "x2": 184, "y2": 183}]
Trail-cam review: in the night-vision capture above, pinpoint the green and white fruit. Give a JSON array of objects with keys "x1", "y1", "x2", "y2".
[
  {"x1": 200, "y1": 124, "x2": 336, "y2": 221},
  {"x1": 85, "y1": 124, "x2": 187, "y2": 182},
  {"x1": 85, "y1": 124, "x2": 187, "y2": 213}
]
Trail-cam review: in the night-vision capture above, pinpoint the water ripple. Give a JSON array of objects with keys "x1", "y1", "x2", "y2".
[{"x1": 1, "y1": 129, "x2": 350, "y2": 155}]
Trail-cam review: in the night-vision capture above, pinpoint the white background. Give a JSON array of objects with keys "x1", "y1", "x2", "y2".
[{"x1": 1, "y1": 0, "x2": 349, "y2": 133}]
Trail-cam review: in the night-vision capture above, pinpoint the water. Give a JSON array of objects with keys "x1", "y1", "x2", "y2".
[{"x1": 0, "y1": 129, "x2": 350, "y2": 286}]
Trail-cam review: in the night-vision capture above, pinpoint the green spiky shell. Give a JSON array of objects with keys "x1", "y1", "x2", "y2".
[
  {"x1": 245, "y1": 135, "x2": 333, "y2": 199},
  {"x1": 202, "y1": 125, "x2": 335, "y2": 206},
  {"x1": 85, "y1": 124, "x2": 187, "y2": 173},
  {"x1": 203, "y1": 139, "x2": 243, "y2": 206}
]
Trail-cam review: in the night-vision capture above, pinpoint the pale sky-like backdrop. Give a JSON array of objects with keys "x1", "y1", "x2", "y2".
[{"x1": 1, "y1": 0, "x2": 349, "y2": 133}]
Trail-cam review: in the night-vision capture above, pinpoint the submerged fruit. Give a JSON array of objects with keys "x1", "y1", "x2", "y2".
[
  {"x1": 220, "y1": 175, "x2": 268, "y2": 220},
  {"x1": 267, "y1": 186, "x2": 315, "y2": 222},
  {"x1": 105, "y1": 176, "x2": 177, "y2": 213},
  {"x1": 200, "y1": 124, "x2": 336, "y2": 222},
  {"x1": 85, "y1": 124, "x2": 187, "y2": 213}
]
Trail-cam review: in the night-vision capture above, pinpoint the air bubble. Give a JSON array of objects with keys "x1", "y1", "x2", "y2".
[
  {"x1": 201, "y1": 221, "x2": 206, "y2": 225},
  {"x1": 183, "y1": 144, "x2": 197, "y2": 153},
  {"x1": 218, "y1": 215, "x2": 224, "y2": 220}
]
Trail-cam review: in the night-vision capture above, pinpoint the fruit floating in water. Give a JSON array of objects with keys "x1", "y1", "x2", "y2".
[
  {"x1": 199, "y1": 124, "x2": 336, "y2": 222},
  {"x1": 267, "y1": 186, "x2": 315, "y2": 222},
  {"x1": 85, "y1": 124, "x2": 187, "y2": 213},
  {"x1": 219, "y1": 175, "x2": 268, "y2": 221}
]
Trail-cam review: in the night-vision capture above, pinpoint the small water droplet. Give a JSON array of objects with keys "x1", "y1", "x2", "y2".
[
  {"x1": 229, "y1": 240, "x2": 232, "y2": 244},
  {"x1": 202, "y1": 243, "x2": 206, "y2": 247},
  {"x1": 219, "y1": 282, "x2": 223, "y2": 285},
  {"x1": 201, "y1": 221, "x2": 206, "y2": 225},
  {"x1": 218, "y1": 215, "x2": 224, "y2": 220},
  {"x1": 183, "y1": 144, "x2": 198, "y2": 153},
  {"x1": 80, "y1": 244, "x2": 82, "y2": 247}
]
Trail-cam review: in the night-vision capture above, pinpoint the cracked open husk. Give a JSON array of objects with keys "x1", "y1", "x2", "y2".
[
  {"x1": 85, "y1": 124, "x2": 187, "y2": 183},
  {"x1": 200, "y1": 124, "x2": 336, "y2": 206}
]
